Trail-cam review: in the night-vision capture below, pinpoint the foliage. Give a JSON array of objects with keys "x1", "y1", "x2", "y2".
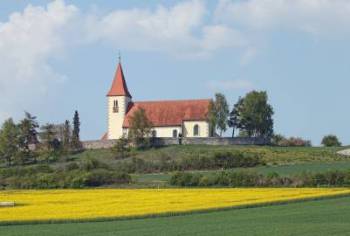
[
  {"x1": 62, "y1": 120, "x2": 72, "y2": 153},
  {"x1": 71, "y1": 110, "x2": 82, "y2": 151},
  {"x1": 113, "y1": 150, "x2": 264, "y2": 174},
  {"x1": 0, "y1": 158, "x2": 130, "y2": 189},
  {"x1": 38, "y1": 123, "x2": 61, "y2": 163},
  {"x1": 229, "y1": 91, "x2": 274, "y2": 138},
  {"x1": 271, "y1": 134, "x2": 312, "y2": 147},
  {"x1": 170, "y1": 169, "x2": 350, "y2": 187},
  {"x1": 208, "y1": 93, "x2": 229, "y2": 136},
  {"x1": 128, "y1": 108, "x2": 153, "y2": 149},
  {"x1": 0, "y1": 119, "x2": 20, "y2": 166},
  {"x1": 112, "y1": 135, "x2": 131, "y2": 159},
  {"x1": 321, "y1": 135, "x2": 341, "y2": 147},
  {"x1": 18, "y1": 112, "x2": 39, "y2": 162},
  {"x1": 207, "y1": 100, "x2": 217, "y2": 137}
]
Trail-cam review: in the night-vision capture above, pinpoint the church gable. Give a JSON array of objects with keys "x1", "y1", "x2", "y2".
[{"x1": 123, "y1": 99, "x2": 211, "y2": 128}]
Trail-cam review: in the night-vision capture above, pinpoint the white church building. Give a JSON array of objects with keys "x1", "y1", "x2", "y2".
[{"x1": 103, "y1": 62, "x2": 212, "y2": 140}]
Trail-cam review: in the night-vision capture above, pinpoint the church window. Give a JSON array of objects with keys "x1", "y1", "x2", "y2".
[
  {"x1": 193, "y1": 124, "x2": 199, "y2": 136},
  {"x1": 172, "y1": 129, "x2": 178, "y2": 138},
  {"x1": 113, "y1": 100, "x2": 119, "y2": 113}
]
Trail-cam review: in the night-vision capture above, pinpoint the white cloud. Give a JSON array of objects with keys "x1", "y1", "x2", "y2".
[
  {"x1": 0, "y1": 0, "x2": 250, "y2": 123},
  {"x1": 207, "y1": 79, "x2": 254, "y2": 91},
  {"x1": 7, "y1": 0, "x2": 350, "y2": 123},
  {"x1": 83, "y1": 0, "x2": 246, "y2": 58},
  {"x1": 215, "y1": 0, "x2": 350, "y2": 37},
  {"x1": 0, "y1": 0, "x2": 78, "y2": 122}
]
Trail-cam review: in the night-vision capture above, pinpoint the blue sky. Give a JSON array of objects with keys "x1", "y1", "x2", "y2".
[{"x1": 1, "y1": 0, "x2": 350, "y2": 145}]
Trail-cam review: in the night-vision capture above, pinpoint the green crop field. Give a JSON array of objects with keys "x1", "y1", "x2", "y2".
[{"x1": 1, "y1": 196, "x2": 350, "y2": 236}]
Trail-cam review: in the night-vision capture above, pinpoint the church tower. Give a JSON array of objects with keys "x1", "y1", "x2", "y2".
[{"x1": 107, "y1": 61, "x2": 132, "y2": 139}]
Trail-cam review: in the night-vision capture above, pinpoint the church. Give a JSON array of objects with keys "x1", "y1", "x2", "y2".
[{"x1": 103, "y1": 61, "x2": 212, "y2": 140}]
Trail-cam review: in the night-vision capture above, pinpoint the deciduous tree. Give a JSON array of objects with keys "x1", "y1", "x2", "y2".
[
  {"x1": 0, "y1": 119, "x2": 20, "y2": 166},
  {"x1": 230, "y1": 91, "x2": 274, "y2": 138},
  {"x1": 128, "y1": 108, "x2": 152, "y2": 148},
  {"x1": 322, "y1": 135, "x2": 341, "y2": 147},
  {"x1": 208, "y1": 93, "x2": 229, "y2": 137}
]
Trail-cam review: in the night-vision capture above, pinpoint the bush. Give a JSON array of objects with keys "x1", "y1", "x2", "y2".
[
  {"x1": 272, "y1": 134, "x2": 312, "y2": 147},
  {"x1": 79, "y1": 157, "x2": 108, "y2": 171},
  {"x1": 170, "y1": 172, "x2": 202, "y2": 186},
  {"x1": 321, "y1": 135, "x2": 341, "y2": 147},
  {"x1": 85, "y1": 169, "x2": 131, "y2": 186},
  {"x1": 169, "y1": 170, "x2": 350, "y2": 187}
]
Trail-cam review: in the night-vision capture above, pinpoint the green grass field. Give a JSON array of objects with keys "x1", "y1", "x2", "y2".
[{"x1": 1, "y1": 196, "x2": 350, "y2": 236}]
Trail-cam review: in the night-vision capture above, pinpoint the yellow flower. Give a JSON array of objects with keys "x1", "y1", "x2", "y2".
[{"x1": 0, "y1": 188, "x2": 349, "y2": 222}]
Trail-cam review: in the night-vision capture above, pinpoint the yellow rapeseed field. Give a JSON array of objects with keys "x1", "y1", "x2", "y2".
[{"x1": 0, "y1": 188, "x2": 350, "y2": 222}]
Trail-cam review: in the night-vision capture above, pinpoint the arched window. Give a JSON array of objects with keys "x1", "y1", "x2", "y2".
[
  {"x1": 113, "y1": 100, "x2": 119, "y2": 113},
  {"x1": 193, "y1": 124, "x2": 199, "y2": 136},
  {"x1": 152, "y1": 130, "x2": 157, "y2": 138},
  {"x1": 172, "y1": 129, "x2": 178, "y2": 138}
]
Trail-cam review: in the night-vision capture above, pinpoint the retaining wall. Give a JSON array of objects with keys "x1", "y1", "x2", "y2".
[{"x1": 82, "y1": 137, "x2": 269, "y2": 150}]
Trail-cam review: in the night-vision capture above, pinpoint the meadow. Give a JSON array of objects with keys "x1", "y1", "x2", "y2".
[
  {"x1": 0, "y1": 146, "x2": 350, "y2": 235},
  {"x1": 1, "y1": 188, "x2": 350, "y2": 223},
  {"x1": 1, "y1": 195, "x2": 350, "y2": 236}
]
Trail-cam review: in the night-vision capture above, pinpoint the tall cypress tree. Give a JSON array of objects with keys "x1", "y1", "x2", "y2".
[{"x1": 71, "y1": 111, "x2": 82, "y2": 150}]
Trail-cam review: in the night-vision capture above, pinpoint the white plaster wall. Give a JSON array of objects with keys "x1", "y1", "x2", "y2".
[
  {"x1": 123, "y1": 126, "x2": 181, "y2": 138},
  {"x1": 183, "y1": 121, "x2": 209, "y2": 137},
  {"x1": 152, "y1": 126, "x2": 182, "y2": 137},
  {"x1": 108, "y1": 96, "x2": 131, "y2": 139}
]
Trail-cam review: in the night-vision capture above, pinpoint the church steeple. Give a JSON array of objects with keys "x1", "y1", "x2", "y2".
[{"x1": 107, "y1": 62, "x2": 132, "y2": 98}]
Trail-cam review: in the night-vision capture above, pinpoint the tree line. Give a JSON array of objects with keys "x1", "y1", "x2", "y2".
[
  {"x1": 208, "y1": 90, "x2": 274, "y2": 138},
  {"x1": 0, "y1": 111, "x2": 82, "y2": 166}
]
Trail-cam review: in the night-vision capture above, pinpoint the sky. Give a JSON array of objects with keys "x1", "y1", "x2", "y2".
[{"x1": 1, "y1": 0, "x2": 350, "y2": 145}]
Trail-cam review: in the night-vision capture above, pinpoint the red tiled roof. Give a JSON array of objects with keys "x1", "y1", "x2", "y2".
[
  {"x1": 123, "y1": 99, "x2": 211, "y2": 128},
  {"x1": 107, "y1": 63, "x2": 132, "y2": 97}
]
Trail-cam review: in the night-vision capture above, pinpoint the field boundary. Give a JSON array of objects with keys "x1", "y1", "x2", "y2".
[{"x1": 1, "y1": 191, "x2": 350, "y2": 226}]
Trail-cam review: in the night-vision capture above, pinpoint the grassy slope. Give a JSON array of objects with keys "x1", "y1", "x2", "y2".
[
  {"x1": 1, "y1": 196, "x2": 350, "y2": 236},
  {"x1": 134, "y1": 161, "x2": 350, "y2": 187},
  {"x1": 2, "y1": 145, "x2": 349, "y2": 187},
  {"x1": 69, "y1": 145, "x2": 346, "y2": 165}
]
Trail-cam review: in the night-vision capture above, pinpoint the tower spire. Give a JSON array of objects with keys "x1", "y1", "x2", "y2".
[
  {"x1": 107, "y1": 58, "x2": 132, "y2": 98},
  {"x1": 118, "y1": 51, "x2": 121, "y2": 63}
]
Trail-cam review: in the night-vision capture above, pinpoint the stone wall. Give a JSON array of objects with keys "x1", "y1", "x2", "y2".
[{"x1": 82, "y1": 137, "x2": 269, "y2": 150}]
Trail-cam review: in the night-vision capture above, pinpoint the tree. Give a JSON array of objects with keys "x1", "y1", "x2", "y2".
[
  {"x1": 207, "y1": 100, "x2": 217, "y2": 137},
  {"x1": 228, "y1": 97, "x2": 243, "y2": 137},
  {"x1": 230, "y1": 91, "x2": 274, "y2": 138},
  {"x1": 18, "y1": 112, "x2": 39, "y2": 163},
  {"x1": 128, "y1": 108, "x2": 152, "y2": 148},
  {"x1": 322, "y1": 135, "x2": 341, "y2": 147},
  {"x1": 62, "y1": 120, "x2": 71, "y2": 152},
  {"x1": 39, "y1": 123, "x2": 60, "y2": 163},
  {"x1": 208, "y1": 93, "x2": 229, "y2": 137},
  {"x1": 112, "y1": 135, "x2": 130, "y2": 159},
  {"x1": 71, "y1": 111, "x2": 82, "y2": 150},
  {"x1": 0, "y1": 119, "x2": 20, "y2": 166}
]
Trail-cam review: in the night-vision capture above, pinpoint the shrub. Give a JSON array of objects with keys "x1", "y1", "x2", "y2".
[
  {"x1": 79, "y1": 157, "x2": 107, "y2": 171},
  {"x1": 321, "y1": 135, "x2": 342, "y2": 147},
  {"x1": 169, "y1": 170, "x2": 350, "y2": 187},
  {"x1": 84, "y1": 169, "x2": 131, "y2": 186},
  {"x1": 272, "y1": 135, "x2": 312, "y2": 147}
]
